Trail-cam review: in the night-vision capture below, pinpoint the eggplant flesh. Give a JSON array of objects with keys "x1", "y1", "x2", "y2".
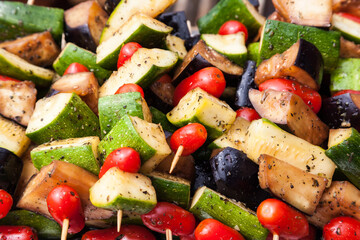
[
  {"x1": 157, "y1": 11, "x2": 190, "y2": 40},
  {"x1": 145, "y1": 77, "x2": 175, "y2": 113},
  {"x1": 235, "y1": 60, "x2": 257, "y2": 108},
  {"x1": 210, "y1": 147, "x2": 271, "y2": 210},
  {"x1": 0, "y1": 148, "x2": 23, "y2": 195},
  {"x1": 340, "y1": 37, "x2": 360, "y2": 58},
  {"x1": 255, "y1": 39, "x2": 324, "y2": 90}
]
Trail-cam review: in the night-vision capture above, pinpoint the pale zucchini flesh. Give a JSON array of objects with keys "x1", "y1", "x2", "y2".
[
  {"x1": 332, "y1": 13, "x2": 360, "y2": 44},
  {"x1": 165, "y1": 35, "x2": 188, "y2": 60}
]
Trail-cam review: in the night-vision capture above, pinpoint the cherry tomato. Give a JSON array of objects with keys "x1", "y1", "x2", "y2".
[
  {"x1": 0, "y1": 189, "x2": 12, "y2": 219},
  {"x1": 170, "y1": 123, "x2": 207, "y2": 156},
  {"x1": 181, "y1": 234, "x2": 196, "y2": 240},
  {"x1": 257, "y1": 199, "x2": 309, "y2": 239},
  {"x1": 267, "y1": 224, "x2": 317, "y2": 240},
  {"x1": 81, "y1": 225, "x2": 156, "y2": 240},
  {"x1": 0, "y1": 75, "x2": 20, "y2": 82},
  {"x1": 173, "y1": 67, "x2": 226, "y2": 106},
  {"x1": 47, "y1": 185, "x2": 85, "y2": 234},
  {"x1": 0, "y1": 226, "x2": 38, "y2": 240},
  {"x1": 333, "y1": 89, "x2": 360, "y2": 97},
  {"x1": 195, "y1": 219, "x2": 245, "y2": 240},
  {"x1": 157, "y1": 74, "x2": 172, "y2": 83},
  {"x1": 63, "y1": 62, "x2": 89, "y2": 75},
  {"x1": 141, "y1": 202, "x2": 196, "y2": 236},
  {"x1": 236, "y1": 107, "x2": 261, "y2": 122},
  {"x1": 258, "y1": 78, "x2": 322, "y2": 113},
  {"x1": 338, "y1": 12, "x2": 360, "y2": 24},
  {"x1": 323, "y1": 216, "x2": 360, "y2": 240},
  {"x1": 99, "y1": 147, "x2": 141, "y2": 178},
  {"x1": 117, "y1": 42, "x2": 142, "y2": 69},
  {"x1": 218, "y1": 20, "x2": 248, "y2": 41},
  {"x1": 115, "y1": 83, "x2": 145, "y2": 98}
]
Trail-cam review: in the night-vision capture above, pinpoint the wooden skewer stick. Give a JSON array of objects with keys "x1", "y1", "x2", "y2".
[
  {"x1": 169, "y1": 145, "x2": 184, "y2": 174},
  {"x1": 273, "y1": 233, "x2": 279, "y2": 240},
  {"x1": 27, "y1": 0, "x2": 35, "y2": 5},
  {"x1": 61, "y1": 218, "x2": 69, "y2": 240},
  {"x1": 117, "y1": 210, "x2": 123, "y2": 232},
  {"x1": 166, "y1": 228, "x2": 173, "y2": 240}
]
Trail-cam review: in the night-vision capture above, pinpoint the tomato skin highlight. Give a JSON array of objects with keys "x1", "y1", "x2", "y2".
[
  {"x1": 333, "y1": 89, "x2": 360, "y2": 97},
  {"x1": 117, "y1": 42, "x2": 142, "y2": 69},
  {"x1": 0, "y1": 189, "x2": 12, "y2": 219},
  {"x1": 99, "y1": 147, "x2": 141, "y2": 178},
  {"x1": 236, "y1": 107, "x2": 261, "y2": 122},
  {"x1": 46, "y1": 185, "x2": 85, "y2": 234},
  {"x1": 218, "y1": 20, "x2": 248, "y2": 41},
  {"x1": 63, "y1": 62, "x2": 89, "y2": 75},
  {"x1": 141, "y1": 202, "x2": 196, "y2": 236},
  {"x1": 258, "y1": 78, "x2": 322, "y2": 113},
  {"x1": 170, "y1": 123, "x2": 207, "y2": 156},
  {"x1": 194, "y1": 218, "x2": 245, "y2": 240},
  {"x1": 115, "y1": 83, "x2": 145, "y2": 98},
  {"x1": 0, "y1": 75, "x2": 21, "y2": 82},
  {"x1": 0, "y1": 226, "x2": 38, "y2": 240},
  {"x1": 338, "y1": 12, "x2": 360, "y2": 24},
  {"x1": 173, "y1": 67, "x2": 226, "y2": 106},
  {"x1": 323, "y1": 216, "x2": 360, "y2": 240},
  {"x1": 81, "y1": 225, "x2": 156, "y2": 240},
  {"x1": 257, "y1": 199, "x2": 309, "y2": 239}
]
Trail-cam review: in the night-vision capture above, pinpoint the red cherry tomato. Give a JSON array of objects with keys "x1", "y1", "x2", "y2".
[
  {"x1": 63, "y1": 62, "x2": 89, "y2": 75},
  {"x1": 173, "y1": 67, "x2": 226, "y2": 106},
  {"x1": 338, "y1": 12, "x2": 360, "y2": 24},
  {"x1": 333, "y1": 89, "x2": 360, "y2": 97},
  {"x1": 195, "y1": 219, "x2": 245, "y2": 240},
  {"x1": 218, "y1": 20, "x2": 248, "y2": 41},
  {"x1": 47, "y1": 185, "x2": 85, "y2": 234},
  {"x1": 115, "y1": 83, "x2": 145, "y2": 98},
  {"x1": 267, "y1": 224, "x2": 317, "y2": 240},
  {"x1": 157, "y1": 74, "x2": 172, "y2": 83},
  {"x1": 81, "y1": 225, "x2": 156, "y2": 240},
  {"x1": 180, "y1": 234, "x2": 196, "y2": 240},
  {"x1": 141, "y1": 202, "x2": 196, "y2": 236},
  {"x1": 117, "y1": 42, "x2": 142, "y2": 69},
  {"x1": 0, "y1": 226, "x2": 38, "y2": 240},
  {"x1": 257, "y1": 199, "x2": 309, "y2": 239},
  {"x1": 236, "y1": 107, "x2": 261, "y2": 122},
  {"x1": 258, "y1": 78, "x2": 322, "y2": 113},
  {"x1": 323, "y1": 216, "x2": 360, "y2": 240},
  {"x1": 0, "y1": 189, "x2": 12, "y2": 219},
  {"x1": 170, "y1": 123, "x2": 207, "y2": 156},
  {"x1": 99, "y1": 147, "x2": 141, "y2": 178},
  {"x1": 0, "y1": 75, "x2": 21, "y2": 82}
]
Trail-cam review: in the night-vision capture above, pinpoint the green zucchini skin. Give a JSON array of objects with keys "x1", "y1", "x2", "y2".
[
  {"x1": 190, "y1": 187, "x2": 268, "y2": 240},
  {"x1": 330, "y1": 58, "x2": 360, "y2": 92},
  {"x1": 0, "y1": 210, "x2": 62, "y2": 239},
  {"x1": 0, "y1": 1, "x2": 64, "y2": 43},
  {"x1": 247, "y1": 42, "x2": 260, "y2": 62},
  {"x1": 150, "y1": 107, "x2": 177, "y2": 133},
  {"x1": 259, "y1": 20, "x2": 340, "y2": 72},
  {"x1": 53, "y1": 43, "x2": 111, "y2": 85},
  {"x1": 326, "y1": 128, "x2": 360, "y2": 189}
]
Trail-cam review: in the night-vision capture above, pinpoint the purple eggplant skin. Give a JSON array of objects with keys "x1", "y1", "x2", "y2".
[
  {"x1": 319, "y1": 93, "x2": 360, "y2": 131},
  {"x1": 210, "y1": 147, "x2": 272, "y2": 210},
  {"x1": 103, "y1": 0, "x2": 121, "y2": 14},
  {"x1": 157, "y1": 11, "x2": 191, "y2": 40},
  {"x1": 65, "y1": 25, "x2": 97, "y2": 52},
  {"x1": 0, "y1": 148, "x2": 23, "y2": 195},
  {"x1": 235, "y1": 60, "x2": 257, "y2": 108},
  {"x1": 185, "y1": 34, "x2": 200, "y2": 51},
  {"x1": 144, "y1": 88, "x2": 174, "y2": 114}
]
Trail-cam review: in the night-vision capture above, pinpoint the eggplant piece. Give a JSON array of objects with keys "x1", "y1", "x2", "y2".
[
  {"x1": 64, "y1": 1, "x2": 108, "y2": 52},
  {"x1": 259, "y1": 154, "x2": 327, "y2": 215},
  {"x1": 184, "y1": 34, "x2": 200, "y2": 51},
  {"x1": 267, "y1": 11, "x2": 287, "y2": 22},
  {"x1": 145, "y1": 75, "x2": 175, "y2": 113},
  {"x1": 157, "y1": 11, "x2": 191, "y2": 40},
  {"x1": 249, "y1": 89, "x2": 329, "y2": 145},
  {"x1": 0, "y1": 80, "x2": 37, "y2": 126},
  {"x1": 210, "y1": 147, "x2": 271, "y2": 210},
  {"x1": 0, "y1": 148, "x2": 23, "y2": 195},
  {"x1": 340, "y1": 37, "x2": 360, "y2": 58},
  {"x1": 235, "y1": 60, "x2": 257, "y2": 108},
  {"x1": 172, "y1": 40, "x2": 243, "y2": 86},
  {"x1": 50, "y1": 72, "x2": 99, "y2": 114},
  {"x1": 333, "y1": 0, "x2": 360, "y2": 18},
  {"x1": 0, "y1": 32, "x2": 60, "y2": 67},
  {"x1": 102, "y1": 0, "x2": 121, "y2": 14},
  {"x1": 319, "y1": 93, "x2": 360, "y2": 132},
  {"x1": 255, "y1": 39, "x2": 324, "y2": 90}
]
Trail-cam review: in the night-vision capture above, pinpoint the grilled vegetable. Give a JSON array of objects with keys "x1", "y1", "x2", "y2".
[
  {"x1": 249, "y1": 89, "x2": 329, "y2": 145},
  {"x1": 340, "y1": 37, "x2": 360, "y2": 58},
  {"x1": 192, "y1": 153, "x2": 217, "y2": 194},
  {"x1": 157, "y1": 11, "x2": 191, "y2": 40},
  {"x1": 247, "y1": 42, "x2": 259, "y2": 62},
  {"x1": 234, "y1": 60, "x2": 257, "y2": 108},
  {"x1": 332, "y1": 12, "x2": 360, "y2": 44},
  {"x1": 256, "y1": 39, "x2": 323, "y2": 90},
  {"x1": 64, "y1": 1, "x2": 108, "y2": 52},
  {"x1": 332, "y1": 0, "x2": 360, "y2": 17},
  {"x1": 149, "y1": 107, "x2": 177, "y2": 133},
  {"x1": 165, "y1": 35, "x2": 188, "y2": 61},
  {"x1": 0, "y1": 148, "x2": 23, "y2": 195},
  {"x1": 330, "y1": 58, "x2": 360, "y2": 93},
  {"x1": 146, "y1": 75, "x2": 175, "y2": 113}
]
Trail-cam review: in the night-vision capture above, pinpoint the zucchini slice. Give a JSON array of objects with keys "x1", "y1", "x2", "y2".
[
  {"x1": 90, "y1": 167, "x2": 157, "y2": 214},
  {"x1": 31, "y1": 137, "x2": 101, "y2": 175},
  {"x1": 0, "y1": 116, "x2": 30, "y2": 157},
  {"x1": 150, "y1": 107, "x2": 178, "y2": 133},
  {"x1": 99, "y1": 48, "x2": 178, "y2": 97},
  {"x1": 0, "y1": 49, "x2": 54, "y2": 87},
  {"x1": 332, "y1": 13, "x2": 360, "y2": 44},
  {"x1": 247, "y1": 42, "x2": 260, "y2": 62},
  {"x1": 26, "y1": 93, "x2": 100, "y2": 144},
  {"x1": 165, "y1": 35, "x2": 188, "y2": 61},
  {"x1": 201, "y1": 33, "x2": 247, "y2": 66},
  {"x1": 97, "y1": 13, "x2": 172, "y2": 70},
  {"x1": 100, "y1": 0, "x2": 176, "y2": 43},
  {"x1": 167, "y1": 88, "x2": 236, "y2": 139},
  {"x1": 190, "y1": 186, "x2": 268, "y2": 240},
  {"x1": 330, "y1": 58, "x2": 360, "y2": 92}
]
